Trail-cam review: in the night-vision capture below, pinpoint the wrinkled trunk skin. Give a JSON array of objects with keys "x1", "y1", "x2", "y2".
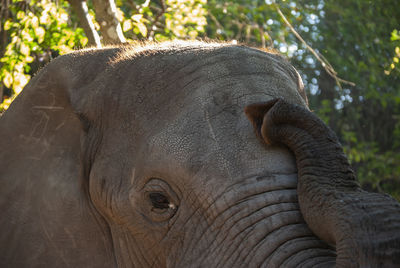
[
  {"x1": 245, "y1": 99, "x2": 400, "y2": 267},
  {"x1": 171, "y1": 173, "x2": 335, "y2": 267}
]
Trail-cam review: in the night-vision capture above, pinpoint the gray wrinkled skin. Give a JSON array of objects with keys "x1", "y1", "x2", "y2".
[{"x1": 0, "y1": 41, "x2": 335, "y2": 267}]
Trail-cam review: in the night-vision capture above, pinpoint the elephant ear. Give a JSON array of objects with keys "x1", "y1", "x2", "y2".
[{"x1": 0, "y1": 54, "x2": 115, "y2": 267}]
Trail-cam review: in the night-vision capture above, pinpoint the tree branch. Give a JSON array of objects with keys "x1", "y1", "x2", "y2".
[
  {"x1": 92, "y1": 0, "x2": 126, "y2": 45},
  {"x1": 67, "y1": 0, "x2": 101, "y2": 47},
  {"x1": 259, "y1": 25, "x2": 266, "y2": 48},
  {"x1": 148, "y1": 0, "x2": 166, "y2": 39},
  {"x1": 275, "y1": 4, "x2": 355, "y2": 88}
]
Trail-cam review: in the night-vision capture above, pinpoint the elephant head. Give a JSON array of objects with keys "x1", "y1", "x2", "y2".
[{"x1": 1, "y1": 41, "x2": 399, "y2": 267}]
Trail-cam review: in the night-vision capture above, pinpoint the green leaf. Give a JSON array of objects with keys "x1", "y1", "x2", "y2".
[
  {"x1": 16, "y1": 11, "x2": 25, "y2": 20},
  {"x1": 20, "y1": 43, "x2": 30, "y2": 56},
  {"x1": 3, "y1": 72, "x2": 13, "y2": 88},
  {"x1": 122, "y1": 19, "x2": 132, "y2": 32},
  {"x1": 131, "y1": 14, "x2": 143, "y2": 22},
  {"x1": 34, "y1": 27, "x2": 46, "y2": 44},
  {"x1": 135, "y1": 21, "x2": 147, "y2": 37},
  {"x1": 4, "y1": 20, "x2": 12, "y2": 30}
]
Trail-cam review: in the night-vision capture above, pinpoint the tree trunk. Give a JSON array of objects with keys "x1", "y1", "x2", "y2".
[
  {"x1": 91, "y1": 0, "x2": 126, "y2": 45},
  {"x1": 67, "y1": 0, "x2": 102, "y2": 47},
  {"x1": 0, "y1": 0, "x2": 11, "y2": 103}
]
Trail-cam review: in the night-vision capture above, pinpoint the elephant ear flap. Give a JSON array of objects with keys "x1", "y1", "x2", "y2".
[{"x1": 0, "y1": 57, "x2": 115, "y2": 266}]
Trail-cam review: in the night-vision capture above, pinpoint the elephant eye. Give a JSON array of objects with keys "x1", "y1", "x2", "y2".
[
  {"x1": 149, "y1": 192, "x2": 170, "y2": 210},
  {"x1": 139, "y1": 178, "x2": 180, "y2": 222}
]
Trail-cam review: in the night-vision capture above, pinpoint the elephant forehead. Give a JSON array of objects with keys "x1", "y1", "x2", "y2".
[
  {"x1": 139, "y1": 49, "x2": 303, "y2": 181},
  {"x1": 92, "y1": 44, "x2": 303, "y2": 182},
  {"x1": 146, "y1": 91, "x2": 298, "y2": 182}
]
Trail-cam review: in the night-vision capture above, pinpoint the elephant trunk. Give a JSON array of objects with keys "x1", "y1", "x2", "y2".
[{"x1": 245, "y1": 99, "x2": 400, "y2": 267}]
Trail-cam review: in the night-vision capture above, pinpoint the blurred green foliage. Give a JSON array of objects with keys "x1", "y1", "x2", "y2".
[
  {"x1": 387, "y1": 29, "x2": 400, "y2": 75},
  {"x1": 1, "y1": 0, "x2": 399, "y2": 200},
  {"x1": 117, "y1": 0, "x2": 207, "y2": 40},
  {"x1": 303, "y1": 0, "x2": 400, "y2": 200},
  {"x1": 0, "y1": 0, "x2": 87, "y2": 110}
]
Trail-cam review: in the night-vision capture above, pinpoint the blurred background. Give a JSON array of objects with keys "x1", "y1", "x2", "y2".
[{"x1": 0, "y1": 0, "x2": 399, "y2": 199}]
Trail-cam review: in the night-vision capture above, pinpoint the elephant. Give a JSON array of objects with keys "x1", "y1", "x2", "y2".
[{"x1": 1, "y1": 41, "x2": 399, "y2": 267}]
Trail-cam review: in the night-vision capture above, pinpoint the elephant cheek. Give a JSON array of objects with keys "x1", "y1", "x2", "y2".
[{"x1": 173, "y1": 174, "x2": 335, "y2": 267}]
